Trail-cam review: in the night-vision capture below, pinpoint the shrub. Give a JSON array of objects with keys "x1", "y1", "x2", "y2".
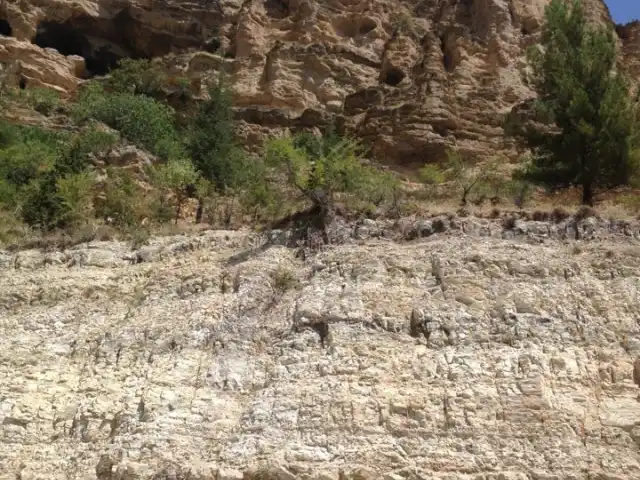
[
  {"x1": 394, "y1": 11, "x2": 415, "y2": 37},
  {"x1": 96, "y1": 167, "x2": 148, "y2": 227},
  {"x1": 551, "y1": 206, "x2": 571, "y2": 222},
  {"x1": 0, "y1": 140, "x2": 58, "y2": 187},
  {"x1": 73, "y1": 83, "x2": 178, "y2": 155},
  {"x1": 503, "y1": 216, "x2": 517, "y2": 230},
  {"x1": 0, "y1": 121, "x2": 65, "y2": 149},
  {"x1": 264, "y1": 131, "x2": 398, "y2": 213},
  {"x1": 56, "y1": 128, "x2": 118, "y2": 176},
  {"x1": 104, "y1": 58, "x2": 167, "y2": 96},
  {"x1": 0, "y1": 120, "x2": 120, "y2": 230},
  {"x1": 126, "y1": 226, "x2": 151, "y2": 249},
  {"x1": 504, "y1": 179, "x2": 533, "y2": 208},
  {"x1": 19, "y1": 173, "x2": 65, "y2": 230},
  {"x1": 149, "y1": 158, "x2": 200, "y2": 222},
  {"x1": 56, "y1": 172, "x2": 95, "y2": 227},
  {"x1": 420, "y1": 149, "x2": 501, "y2": 205},
  {"x1": 0, "y1": 210, "x2": 31, "y2": 247},
  {"x1": 270, "y1": 266, "x2": 300, "y2": 294},
  {"x1": 616, "y1": 192, "x2": 640, "y2": 214},
  {"x1": 419, "y1": 164, "x2": 446, "y2": 185},
  {"x1": 26, "y1": 88, "x2": 61, "y2": 116},
  {"x1": 574, "y1": 205, "x2": 597, "y2": 221},
  {"x1": 172, "y1": 76, "x2": 193, "y2": 102}
]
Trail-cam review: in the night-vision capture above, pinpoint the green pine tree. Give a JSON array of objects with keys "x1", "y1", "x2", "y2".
[
  {"x1": 506, "y1": 0, "x2": 640, "y2": 205},
  {"x1": 186, "y1": 76, "x2": 269, "y2": 222},
  {"x1": 186, "y1": 78, "x2": 235, "y2": 188}
]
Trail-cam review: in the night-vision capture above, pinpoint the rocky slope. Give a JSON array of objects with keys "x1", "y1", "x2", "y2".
[
  {"x1": 1, "y1": 215, "x2": 640, "y2": 479},
  {"x1": 0, "y1": 0, "x2": 636, "y2": 166}
]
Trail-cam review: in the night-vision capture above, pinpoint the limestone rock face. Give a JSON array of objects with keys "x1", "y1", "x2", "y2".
[
  {"x1": 0, "y1": 0, "x2": 633, "y2": 165},
  {"x1": 1, "y1": 216, "x2": 640, "y2": 478},
  {"x1": 618, "y1": 20, "x2": 640, "y2": 78}
]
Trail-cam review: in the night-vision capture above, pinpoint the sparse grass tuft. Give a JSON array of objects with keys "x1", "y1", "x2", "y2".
[
  {"x1": 126, "y1": 227, "x2": 151, "y2": 250},
  {"x1": 270, "y1": 265, "x2": 300, "y2": 294}
]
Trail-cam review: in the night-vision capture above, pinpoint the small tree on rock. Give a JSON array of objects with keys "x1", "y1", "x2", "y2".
[
  {"x1": 420, "y1": 149, "x2": 500, "y2": 206},
  {"x1": 265, "y1": 129, "x2": 397, "y2": 242}
]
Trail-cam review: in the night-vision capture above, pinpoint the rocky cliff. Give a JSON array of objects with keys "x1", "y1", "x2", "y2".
[
  {"x1": 2, "y1": 215, "x2": 640, "y2": 479},
  {"x1": 617, "y1": 20, "x2": 640, "y2": 79},
  {"x1": 0, "y1": 0, "x2": 635, "y2": 166}
]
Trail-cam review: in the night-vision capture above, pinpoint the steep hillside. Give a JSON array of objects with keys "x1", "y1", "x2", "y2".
[{"x1": 0, "y1": 0, "x2": 634, "y2": 167}]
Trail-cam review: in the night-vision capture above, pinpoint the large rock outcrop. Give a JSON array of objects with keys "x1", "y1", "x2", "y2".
[
  {"x1": 1, "y1": 215, "x2": 640, "y2": 478},
  {"x1": 0, "y1": 0, "x2": 634, "y2": 166},
  {"x1": 618, "y1": 20, "x2": 640, "y2": 78}
]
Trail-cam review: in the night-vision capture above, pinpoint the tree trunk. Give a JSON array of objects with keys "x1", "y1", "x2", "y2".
[
  {"x1": 195, "y1": 199, "x2": 203, "y2": 224},
  {"x1": 582, "y1": 182, "x2": 594, "y2": 206}
]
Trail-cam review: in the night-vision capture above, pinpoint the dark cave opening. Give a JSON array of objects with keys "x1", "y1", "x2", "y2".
[
  {"x1": 358, "y1": 18, "x2": 377, "y2": 36},
  {"x1": 265, "y1": 0, "x2": 290, "y2": 19},
  {"x1": 32, "y1": 20, "x2": 126, "y2": 77},
  {"x1": 0, "y1": 18, "x2": 11, "y2": 36},
  {"x1": 381, "y1": 67, "x2": 406, "y2": 87},
  {"x1": 33, "y1": 21, "x2": 92, "y2": 59}
]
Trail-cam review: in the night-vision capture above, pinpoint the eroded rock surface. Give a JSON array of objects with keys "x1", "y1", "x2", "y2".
[
  {"x1": 0, "y1": 0, "x2": 632, "y2": 165},
  {"x1": 1, "y1": 216, "x2": 640, "y2": 479}
]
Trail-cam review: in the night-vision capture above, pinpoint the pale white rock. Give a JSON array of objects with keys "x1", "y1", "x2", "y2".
[
  {"x1": 1, "y1": 218, "x2": 640, "y2": 478},
  {"x1": 217, "y1": 468, "x2": 244, "y2": 480}
]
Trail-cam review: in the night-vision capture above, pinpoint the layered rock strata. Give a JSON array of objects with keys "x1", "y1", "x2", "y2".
[{"x1": 1, "y1": 215, "x2": 640, "y2": 479}]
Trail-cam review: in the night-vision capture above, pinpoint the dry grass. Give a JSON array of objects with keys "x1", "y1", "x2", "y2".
[
  {"x1": 270, "y1": 265, "x2": 300, "y2": 294},
  {"x1": 2, "y1": 174, "x2": 640, "y2": 253},
  {"x1": 399, "y1": 181, "x2": 640, "y2": 222}
]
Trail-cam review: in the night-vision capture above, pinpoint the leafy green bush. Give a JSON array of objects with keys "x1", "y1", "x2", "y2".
[
  {"x1": 0, "y1": 141, "x2": 58, "y2": 187},
  {"x1": 104, "y1": 58, "x2": 167, "y2": 96},
  {"x1": 172, "y1": 76, "x2": 193, "y2": 102},
  {"x1": 0, "y1": 119, "x2": 121, "y2": 230},
  {"x1": 0, "y1": 120, "x2": 66, "y2": 150},
  {"x1": 0, "y1": 123, "x2": 63, "y2": 227},
  {"x1": 265, "y1": 131, "x2": 398, "y2": 212},
  {"x1": 96, "y1": 167, "x2": 148, "y2": 227},
  {"x1": 419, "y1": 149, "x2": 500, "y2": 205},
  {"x1": 73, "y1": 83, "x2": 178, "y2": 155},
  {"x1": 504, "y1": 179, "x2": 533, "y2": 208},
  {"x1": 56, "y1": 128, "x2": 118, "y2": 176},
  {"x1": 28, "y1": 88, "x2": 61, "y2": 116},
  {"x1": 56, "y1": 172, "x2": 95, "y2": 227},
  {"x1": 19, "y1": 173, "x2": 65, "y2": 230},
  {"x1": 419, "y1": 164, "x2": 446, "y2": 185},
  {"x1": 149, "y1": 158, "x2": 199, "y2": 222},
  {"x1": 185, "y1": 78, "x2": 275, "y2": 222}
]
